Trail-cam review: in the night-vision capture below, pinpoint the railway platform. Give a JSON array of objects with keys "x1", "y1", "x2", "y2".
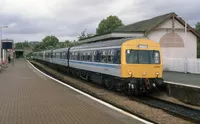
[
  {"x1": 0, "y1": 59, "x2": 147, "y2": 124},
  {"x1": 163, "y1": 71, "x2": 200, "y2": 88}
]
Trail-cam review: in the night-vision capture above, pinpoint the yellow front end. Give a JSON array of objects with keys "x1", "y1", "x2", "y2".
[{"x1": 120, "y1": 39, "x2": 163, "y2": 79}]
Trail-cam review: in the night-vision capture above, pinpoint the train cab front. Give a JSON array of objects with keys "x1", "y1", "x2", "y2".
[
  {"x1": 127, "y1": 76, "x2": 164, "y2": 95},
  {"x1": 121, "y1": 41, "x2": 164, "y2": 95}
]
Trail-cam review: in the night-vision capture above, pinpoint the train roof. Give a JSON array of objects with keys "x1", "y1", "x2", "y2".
[
  {"x1": 43, "y1": 50, "x2": 52, "y2": 53},
  {"x1": 71, "y1": 37, "x2": 143, "y2": 50},
  {"x1": 53, "y1": 48, "x2": 69, "y2": 52}
]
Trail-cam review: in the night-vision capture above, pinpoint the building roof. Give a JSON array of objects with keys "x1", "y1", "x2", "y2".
[
  {"x1": 71, "y1": 38, "x2": 139, "y2": 51},
  {"x1": 114, "y1": 13, "x2": 173, "y2": 33},
  {"x1": 114, "y1": 12, "x2": 200, "y2": 38},
  {"x1": 78, "y1": 32, "x2": 143, "y2": 44},
  {"x1": 79, "y1": 12, "x2": 200, "y2": 44}
]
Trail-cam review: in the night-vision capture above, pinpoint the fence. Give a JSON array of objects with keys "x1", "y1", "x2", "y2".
[{"x1": 163, "y1": 57, "x2": 200, "y2": 74}]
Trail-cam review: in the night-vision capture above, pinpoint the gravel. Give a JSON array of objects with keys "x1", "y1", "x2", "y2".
[
  {"x1": 30, "y1": 61, "x2": 194, "y2": 124},
  {"x1": 151, "y1": 91, "x2": 200, "y2": 110}
]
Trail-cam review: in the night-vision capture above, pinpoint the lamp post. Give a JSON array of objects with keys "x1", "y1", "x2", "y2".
[{"x1": 0, "y1": 26, "x2": 8, "y2": 64}]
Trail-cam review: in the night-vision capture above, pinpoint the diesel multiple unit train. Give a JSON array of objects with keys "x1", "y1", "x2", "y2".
[{"x1": 32, "y1": 38, "x2": 164, "y2": 95}]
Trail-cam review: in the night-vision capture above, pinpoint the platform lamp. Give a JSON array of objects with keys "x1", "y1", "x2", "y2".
[{"x1": 0, "y1": 25, "x2": 8, "y2": 64}]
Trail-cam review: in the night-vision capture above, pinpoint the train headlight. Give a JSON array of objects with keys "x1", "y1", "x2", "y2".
[
  {"x1": 128, "y1": 71, "x2": 132, "y2": 75},
  {"x1": 142, "y1": 72, "x2": 146, "y2": 76},
  {"x1": 156, "y1": 72, "x2": 159, "y2": 75}
]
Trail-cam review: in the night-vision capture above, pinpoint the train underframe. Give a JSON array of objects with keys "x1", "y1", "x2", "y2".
[{"x1": 34, "y1": 59, "x2": 164, "y2": 95}]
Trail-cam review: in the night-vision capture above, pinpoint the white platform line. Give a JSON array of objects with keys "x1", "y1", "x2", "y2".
[
  {"x1": 27, "y1": 61, "x2": 153, "y2": 124},
  {"x1": 164, "y1": 81, "x2": 200, "y2": 89}
]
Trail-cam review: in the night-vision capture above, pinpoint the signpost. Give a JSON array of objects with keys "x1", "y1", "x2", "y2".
[
  {"x1": 1, "y1": 39, "x2": 14, "y2": 67},
  {"x1": 0, "y1": 26, "x2": 8, "y2": 64}
]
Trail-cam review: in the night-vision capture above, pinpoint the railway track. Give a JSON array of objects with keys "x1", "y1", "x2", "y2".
[
  {"x1": 31, "y1": 61, "x2": 200, "y2": 123},
  {"x1": 133, "y1": 96, "x2": 200, "y2": 123}
]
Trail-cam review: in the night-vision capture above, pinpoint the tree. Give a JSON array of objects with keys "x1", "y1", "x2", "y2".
[
  {"x1": 195, "y1": 22, "x2": 200, "y2": 58},
  {"x1": 96, "y1": 15, "x2": 124, "y2": 35},
  {"x1": 15, "y1": 40, "x2": 30, "y2": 49},
  {"x1": 78, "y1": 29, "x2": 94, "y2": 40},
  {"x1": 15, "y1": 42, "x2": 23, "y2": 49},
  {"x1": 42, "y1": 35, "x2": 59, "y2": 49}
]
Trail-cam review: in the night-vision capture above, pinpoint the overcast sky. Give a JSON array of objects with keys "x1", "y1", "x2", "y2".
[{"x1": 0, "y1": 0, "x2": 199, "y2": 42}]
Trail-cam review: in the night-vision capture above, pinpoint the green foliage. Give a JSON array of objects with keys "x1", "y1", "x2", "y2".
[
  {"x1": 42, "y1": 35, "x2": 59, "y2": 48},
  {"x1": 33, "y1": 35, "x2": 59, "y2": 51},
  {"x1": 96, "y1": 15, "x2": 124, "y2": 35},
  {"x1": 195, "y1": 22, "x2": 200, "y2": 58},
  {"x1": 15, "y1": 41, "x2": 30, "y2": 49},
  {"x1": 32, "y1": 35, "x2": 80, "y2": 52},
  {"x1": 26, "y1": 52, "x2": 33, "y2": 60},
  {"x1": 195, "y1": 22, "x2": 200, "y2": 33},
  {"x1": 78, "y1": 29, "x2": 94, "y2": 40},
  {"x1": 56, "y1": 40, "x2": 76, "y2": 48},
  {"x1": 197, "y1": 40, "x2": 200, "y2": 58}
]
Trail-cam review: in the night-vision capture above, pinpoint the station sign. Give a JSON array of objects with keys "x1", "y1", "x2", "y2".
[{"x1": 1, "y1": 39, "x2": 13, "y2": 49}]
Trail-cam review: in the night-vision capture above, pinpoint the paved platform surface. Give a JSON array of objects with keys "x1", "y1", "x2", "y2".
[
  {"x1": 0, "y1": 60, "x2": 145, "y2": 124},
  {"x1": 163, "y1": 71, "x2": 200, "y2": 87}
]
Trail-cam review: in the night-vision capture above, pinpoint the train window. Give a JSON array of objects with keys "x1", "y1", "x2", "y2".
[
  {"x1": 59, "y1": 52, "x2": 61, "y2": 58},
  {"x1": 77, "y1": 52, "x2": 80, "y2": 60},
  {"x1": 79, "y1": 52, "x2": 83, "y2": 61},
  {"x1": 55, "y1": 52, "x2": 60, "y2": 58},
  {"x1": 70, "y1": 52, "x2": 72, "y2": 60},
  {"x1": 138, "y1": 51, "x2": 151, "y2": 64},
  {"x1": 126, "y1": 50, "x2": 160, "y2": 64},
  {"x1": 74, "y1": 52, "x2": 78, "y2": 60},
  {"x1": 60, "y1": 52, "x2": 62, "y2": 59},
  {"x1": 84, "y1": 52, "x2": 87, "y2": 61},
  {"x1": 150, "y1": 51, "x2": 160, "y2": 64},
  {"x1": 73, "y1": 52, "x2": 76, "y2": 60},
  {"x1": 66, "y1": 52, "x2": 69, "y2": 59},
  {"x1": 95, "y1": 50, "x2": 100, "y2": 62},
  {"x1": 100, "y1": 50, "x2": 107, "y2": 63},
  {"x1": 107, "y1": 49, "x2": 114, "y2": 63},
  {"x1": 50, "y1": 52, "x2": 53, "y2": 58},
  {"x1": 82, "y1": 52, "x2": 85, "y2": 61},
  {"x1": 64, "y1": 52, "x2": 67, "y2": 59},
  {"x1": 126, "y1": 50, "x2": 138, "y2": 63},
  {"x1": 92, "y1": 51, "x2": 95, "y2": 62},
  {"x1": 87, "y1": 51, "x2": 91, "y2": 61},
  {"x1": 55, "y1": 53, "x2": 57, "y2": 58},
  {"x1": 114, "y1": 49, "x2": 121, "y2": 64}
]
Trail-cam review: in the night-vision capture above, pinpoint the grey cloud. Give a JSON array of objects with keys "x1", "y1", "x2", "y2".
[
  {"x1": 118, "y1": 0, "x2": 200, "y2": 26},
  {"x1": 0, "y1": 0, "x2": 200, "y2": 42}
]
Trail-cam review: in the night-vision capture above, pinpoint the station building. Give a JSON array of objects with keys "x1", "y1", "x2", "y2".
[{"x1": 79, "y1": 12, "x2": 200, "y2": 59}]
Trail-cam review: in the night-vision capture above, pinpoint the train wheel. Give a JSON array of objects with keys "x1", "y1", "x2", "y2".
[{"x1": 104, "y1": 79, "x2": 113, "y2": 90}]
